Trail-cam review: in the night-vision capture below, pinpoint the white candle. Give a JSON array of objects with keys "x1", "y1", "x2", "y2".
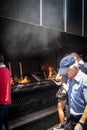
[
  {"x1": 19, "y1": 62, "x2": 23, "y2": 76},
  {"x1": 8, "y1": 62, "x2": 12, "y2": 74}
]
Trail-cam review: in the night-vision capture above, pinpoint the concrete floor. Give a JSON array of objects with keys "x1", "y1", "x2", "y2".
[{"x1": 9, "y1": 105, "x2": 59, "y2": 130}]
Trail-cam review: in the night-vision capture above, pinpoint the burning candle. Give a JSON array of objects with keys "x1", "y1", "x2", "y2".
[
  {"x1": 19, "y1": 62, "x2": 23, "y2": 77},
  {"x1": 8, "y1": 62, "x2": 12, "y2": 74}
]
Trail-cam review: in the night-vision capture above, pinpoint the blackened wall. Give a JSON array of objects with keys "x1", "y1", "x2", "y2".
[
  {"x1": 0, "y1": 0, "x2": 87, "y2": 36},
  {"x1": 0, "y1": 0, "x2": 87, "y2": 77}
]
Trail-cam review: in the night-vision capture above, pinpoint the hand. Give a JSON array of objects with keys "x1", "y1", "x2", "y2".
[
  {"x1": 62, "y1": 83, "x2": 68, "y2": 91},
  {"x1": 74, "y1": 123, "x2": 83, "y2": 130},
  {"x1": 55, "y1": 74, "x2": 62, "y2": 81}
]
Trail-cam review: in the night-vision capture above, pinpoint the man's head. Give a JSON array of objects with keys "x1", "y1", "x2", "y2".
[
  {"x1": 58, "y1": 55, "x2": 79, "y2": 79},
  {"x1": 70, "y1": 52, "x2": 80, "y2": 62},
  {"x1": 0, "y1": 54, "x2": 4, "y2": 63}
]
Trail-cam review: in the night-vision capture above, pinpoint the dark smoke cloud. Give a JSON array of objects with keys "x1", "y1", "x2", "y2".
[
  {"x1": 3, "y1": 22, "x2": 61, "y2": 58},
  {"x1": 1, "y1": 0, "x2": 63, "y2": 58}
]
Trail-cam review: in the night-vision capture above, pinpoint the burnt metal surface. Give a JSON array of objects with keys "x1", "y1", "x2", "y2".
[
  {"x1": 12, "y1": 80, "x2": 55, "y2": 92},
  {"x1": 9, "y1": 80, "x2": 58, "y2": 121}
]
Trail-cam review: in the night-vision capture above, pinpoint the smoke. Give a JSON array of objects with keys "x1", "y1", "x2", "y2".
[
  {"x1": 1, "y1": 0, "x2": 63, "y2": 58},
  {"x1": 2, "y1": 22, "x2": 61, "y2": 58}
]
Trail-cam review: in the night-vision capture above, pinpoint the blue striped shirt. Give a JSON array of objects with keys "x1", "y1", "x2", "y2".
[{"x1": 67, "y1": 70, "x2": 87, "y2": 116}]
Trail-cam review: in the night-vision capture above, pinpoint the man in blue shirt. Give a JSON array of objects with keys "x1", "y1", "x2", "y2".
[{"x1": 58, "y1": 55, "x2": 87, "y2": 130}]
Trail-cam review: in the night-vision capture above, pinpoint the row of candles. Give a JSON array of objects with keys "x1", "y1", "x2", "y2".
[
  {"x1": 8, "y1": 62, "x2": 23, "y2": 77},
  {"x1": 8, "y1": 62, "x2": 56, "y2": 80}
]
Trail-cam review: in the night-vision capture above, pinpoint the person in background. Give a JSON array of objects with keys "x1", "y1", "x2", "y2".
[
  {"x1": 70, "y1": 52, "x2": 80, "y2": 62},
  {"x1": 0, "y1": 54, "x2": 12, "y2": 130},
  {"x1": 78, "y1": 59, "x2": 87, "y2": 74},
  {"x1": 71, "y1": 52, "x2": 87, "y2": 74},
  {"x1": 58, "y1": 55, "x2": 87, "y2": 130},
  {"x1": 54, "y1": 74, "x2": 68, "y2": 130}
]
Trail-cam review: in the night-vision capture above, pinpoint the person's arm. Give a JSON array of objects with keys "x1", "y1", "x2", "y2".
[
  {"x1": 52, "y1": 74, "x2": 68, "y2": 91},
  {"x1": 79, "y1": 105, "x2": 87, "y2": 123},
  {"x1": 74, "y1": 105, "x2": 87, "y2": 130},
  {"x1": 51, "y1": 79, "x2": 61, "y2": 86},
  {"x1": 61, "y1": 75, "x2": 68, "y2": 91},
  {"x1": 62, "y1": 83, "x2": 68, "y2": 92},
  {"x1": 51, "y1": 73, "x2": 62, "y2": 86}
]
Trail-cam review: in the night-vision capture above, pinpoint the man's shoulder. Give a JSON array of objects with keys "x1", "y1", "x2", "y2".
[
  {"x1": 80, "y1": 71, "x2": 87, "y2": 86},
  {"x1": 78, "y1": 70, "x2": 87, "y2": 77},
  {"x1": 75, "y1": 71, "x2": 87, "y2": 85}
]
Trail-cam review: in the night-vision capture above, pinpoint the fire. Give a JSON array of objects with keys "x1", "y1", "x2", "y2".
[
  {"x1": 41, "y1": 63, "x2": 57, "y2": 79},
  {"x1": 48, "y1": 66, "x2": 54, "y2": 77},
  {"x1": 11, "y1": 75, "x2": 30, "y2": 85},
  {"x1": 10, "y1": 76, "x2": 19, "y2": 85},
  {"x1": 19, "y1": 76, "x2": 30, "y2": 84},
  {"x1": 41, "y1": 63, "x2": 49, "y2": 79}
]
